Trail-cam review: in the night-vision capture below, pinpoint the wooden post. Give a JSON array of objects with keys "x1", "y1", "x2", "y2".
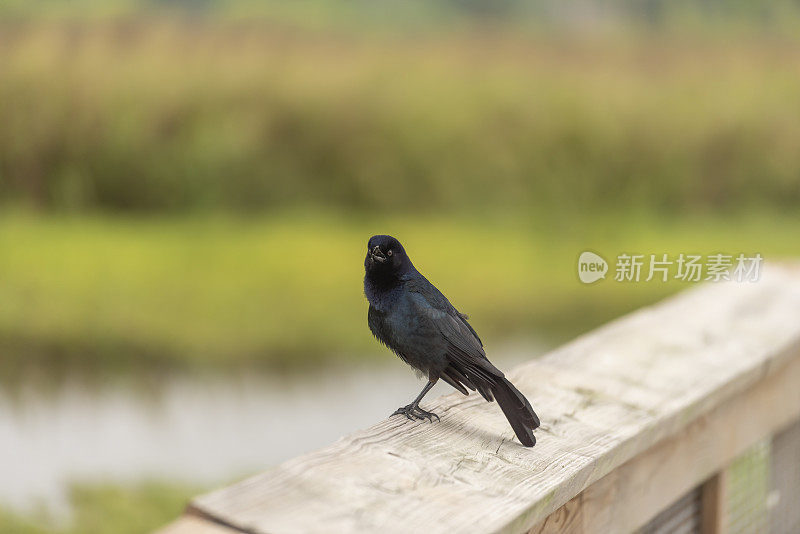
[
  {"x1": 700, "y1": 471, "x2": 729, "y2": 534},
  {"x1": 528, "y1": 495, "x2": 583, "y2": 534}
]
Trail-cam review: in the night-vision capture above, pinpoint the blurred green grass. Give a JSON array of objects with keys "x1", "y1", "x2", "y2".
[
  {"x1": 1, "y1": 210, "x2": 797, "y2": 370},
  {"x1": 0, "y1": 481, "x2": 198, "y2": 534},
  {"x1": 1, "y1": 22, "x2": 800, "y2": 214},
  {"x1": 2, "y1": 21, "x2": 798, "y2": 373}
]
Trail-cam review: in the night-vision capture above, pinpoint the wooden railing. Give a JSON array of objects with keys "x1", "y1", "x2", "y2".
[{"x1": 159, "y1": 264, "x2": 800, "y2": 534}]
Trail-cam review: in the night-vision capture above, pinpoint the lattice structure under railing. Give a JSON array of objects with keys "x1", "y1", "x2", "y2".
[
  {"x1": 637, "y1": 418, "x2": 800, "y2": 534},
  {"x1": 638, "y1": 488, "x2": 702, "y2": 534},
  {"x1": 727, "y1": 439, "x2": 770, "y2": 534},
  {"x1": 769, "y1": 420, "x2": 800, "y2": 534}
]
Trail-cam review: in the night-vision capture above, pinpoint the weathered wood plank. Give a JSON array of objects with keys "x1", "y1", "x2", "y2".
[
  {"x1": 187, "y1": 264, "x2": 800, "y2": 534},
  {"x1": 154, "y1": 516, "x2": 241, "y2": 534},
  {"x1": 527, "y1": 494, "x2": 583, "y2": 534},
  {"x1": 530, "y1": 340, "x2": 800, "y2": 533}
]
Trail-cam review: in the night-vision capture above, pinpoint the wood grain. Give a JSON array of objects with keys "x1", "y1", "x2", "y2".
[
  {"x1": 532, "y1": 341, "x2": 800, "y2": 533},
  {"x1": 181, "y1": 264, "x2": 800, "y2": 534},
  {"x1": 154, "y1": 516, "x2": 241, "y2": 534},
  {"x1": 700, "y1": 472, "x2": 728, "y2": 534}
]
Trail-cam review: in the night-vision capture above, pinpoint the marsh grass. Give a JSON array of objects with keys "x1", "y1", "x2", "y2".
[
  {"x1": 1, "y1": 210, "x2": 797, "y2": 370},
  {"x1": 1, "y1": 22, "x2": 799, "y2": 213},
  {"x1": 0, "y1": 481, "x2": 199, "y2": 534}
]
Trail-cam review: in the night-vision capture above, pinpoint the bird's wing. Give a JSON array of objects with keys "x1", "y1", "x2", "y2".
[
  {"x1": 406, "y1": 279, "x2": 503, "y2": 380},
  {"x1": 405, "y1": 276, "x2": 483, "y2": 340},
  {"x1": 405, "y1": 276, "x2": 539, "y2": 446}
]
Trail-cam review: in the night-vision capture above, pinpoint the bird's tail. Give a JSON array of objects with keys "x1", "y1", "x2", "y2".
[
  {"x1": 490, "y1": 377, "x2": 540, "y2": 447},
  {"x1": 441, "y1": 360, "x2": 540, "y2": 446}
]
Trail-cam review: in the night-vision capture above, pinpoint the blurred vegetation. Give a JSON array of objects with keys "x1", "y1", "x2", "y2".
[
  {"x1": 1, "y1": 210, "x2": 797, "y2": 372},
  {"x1": 0, "y1": 481, "x2": 198, "y2": 534},
  {"x1": 1, "y1": 17, "x2": 800, "y2": 214},
  {"x1": 0, "y1": 2, "x2": 797, "y2": 366},
  {"x1": 6, "y1": 0, "x2": 800, "y2": 33}
]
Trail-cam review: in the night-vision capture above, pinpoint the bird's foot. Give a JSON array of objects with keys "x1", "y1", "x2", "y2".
[{"x1": 391, "y1": 404, "x2": 440, "y2": 422}]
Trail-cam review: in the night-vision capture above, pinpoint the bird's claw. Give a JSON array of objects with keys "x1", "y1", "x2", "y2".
[{"x1": 391, "y1": 404, "x2": 440, "y2": 422}]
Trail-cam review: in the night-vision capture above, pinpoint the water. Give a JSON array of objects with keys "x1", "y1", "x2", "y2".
[{"x1": 0, "y1": 342, "x2": 542, "y2": 515}]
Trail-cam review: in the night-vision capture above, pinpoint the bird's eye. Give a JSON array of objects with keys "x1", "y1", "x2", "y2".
[{"x1": 387, "y1": 250, "x2": 393, "y2": 256}]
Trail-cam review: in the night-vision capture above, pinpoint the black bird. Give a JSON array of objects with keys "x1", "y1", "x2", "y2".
[{"x1": 364, "y1": 235, "x2": 540, "y2": 447}]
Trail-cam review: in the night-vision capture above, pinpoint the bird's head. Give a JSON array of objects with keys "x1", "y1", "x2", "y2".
[{"x1": 364, "y1": 235, "x2": 411, "y2": 277}]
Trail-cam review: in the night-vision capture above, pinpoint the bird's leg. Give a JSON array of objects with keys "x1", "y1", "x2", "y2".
[{"x1": 392, "y1": 380, "x2": 440, "y2": 422}]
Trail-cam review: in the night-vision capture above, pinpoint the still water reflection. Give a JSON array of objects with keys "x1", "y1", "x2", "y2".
[{"x1": 0, "y1": 343, "x2": 541, "y2": 514}]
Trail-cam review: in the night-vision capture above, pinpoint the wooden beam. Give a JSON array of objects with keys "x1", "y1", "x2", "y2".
[
  {"x1": 530, "y1": 343, "x2": 800, "y2": 534},
  {"x1": 700, "y1": 472, "x2": 728, "y2": 534},
  {"x1": 180, "y1": 265, "x2": 800, "y2": 534},
  {"x1": 527, "y1": 494, "x2": 583, "y2": 534},
  {"x1": 154, "y1": 516, "x2": 241, "y2": 534}
]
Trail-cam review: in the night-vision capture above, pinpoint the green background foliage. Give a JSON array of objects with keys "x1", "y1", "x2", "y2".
[{"x1": 1, "y1": 23, "x2": 800, "y2": 214}]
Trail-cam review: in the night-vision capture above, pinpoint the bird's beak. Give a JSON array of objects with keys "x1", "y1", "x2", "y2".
[{"x1": 371, "y1": 245, "x2": 387, "y2": 263}]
